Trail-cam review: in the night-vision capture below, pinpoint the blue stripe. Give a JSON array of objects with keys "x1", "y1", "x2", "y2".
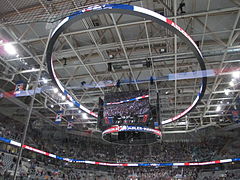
[
  {"x1": 75, "y1": 101, "x2": 80, "y2": 107},
  {"x1": 69, "y1": 10, "x2": 84, "y2": 19},
  {"x1": 159, "y1": 163, "x2": 173, "y2": 166},
  {"x1": 69, "y1": 4, "x2": 134, "y2": 20},
  {"x1": 0, "y1": 137, "x2": 11, "y2": 143},
  {"x1": 56, "y1": 156, "x2": 63, "y2": 160},
  {"x1": 110, "y1": 4, "x2": 134, "y2": 11},
  {"x1": 232, "y1": 158, "x2": 240, "y2": 162},
  {"x1": 63, "y1": 90, "x2": 68, "y2": 95},
  {"x1": 138, "y1": 163, "x2": 150, "y2": 166}
]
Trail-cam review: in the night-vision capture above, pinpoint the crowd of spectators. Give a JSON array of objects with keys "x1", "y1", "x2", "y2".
[
  {"x1": 0, "y1": 117, "x2": 239, "y2": 179},
  {"x1": 104, "y1": 99, "x2": 149, "y2": 117},
  {"x1": 104, "y1": 90, "x2": 149, "y2": 118},
  {"x1": 199, "y1": 169, "x2": 240, "y2": 180}
]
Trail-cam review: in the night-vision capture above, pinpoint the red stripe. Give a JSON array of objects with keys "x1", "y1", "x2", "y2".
[
  {"x1": 4, "y1": 91, "x2": 15, "y2": 98},
  {"x1": 215, "y1": 160, "x2": 220, "y2": 164},
  {"x1": 184, "y1": 162, "x2": 190, "y2": 166},
  {"x1": 166, "y1": 18, "x2": 173, "y2": 25}
]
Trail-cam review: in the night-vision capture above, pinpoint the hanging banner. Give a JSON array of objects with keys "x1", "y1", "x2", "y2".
[
  {"x1": 154, "y1": 122, "x2": 159, "y2": 129},
  {"x1": 232, "y1": 110, "x2": 239, "y2": 123},
  {"x1": 14, "y1": 81, "x2": 25, "y2": 94},
  {"x1": 55, "y1": 111, "x2": 63, "y2": 124},
  {"x1": 67, "y1": 118, "x2": 74, "y2": 129}
]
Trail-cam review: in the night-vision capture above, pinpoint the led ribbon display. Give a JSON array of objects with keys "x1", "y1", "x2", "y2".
[
  {"x1": 102, "y1": 125, "x2": 162, "y2": 137},
  {"x1": 0, "y1": 136, "x2": 238, "y2": 167},
  {"x1": 106, "y1": 95, "x2": 149, "y2": 105},
  {"x1": 46, "y1": 4, "x2": 207, "y2": 124}
]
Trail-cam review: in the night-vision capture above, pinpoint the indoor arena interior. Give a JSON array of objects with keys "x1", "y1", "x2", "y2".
[{"x1": 0, "y1": 0, "x2": 240, "y2": 179}]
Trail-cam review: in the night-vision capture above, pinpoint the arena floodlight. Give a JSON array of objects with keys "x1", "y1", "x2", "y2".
[
  {"x1": 232, "y1": 71, "x2": 240, "y2": 79},
  {"x1": 68, "y1": 101, "x2": 74, "y2": 107},
  {"x1": 61, "y1": 95, "x2": 66, "y2": 101},
  {"x1": 224, "y1": 89, "x2": 230, "y2": 96},
  {"x1": 216, "y1": 106, "x2": 221, "y2": 112},
  {"x1": 4, "y1": 43, "x2": 17, "y2": 55},
  {"x1": 82, "y1": 113, "x2": 88, "y2": 119},
  {"x1": 42, "y1": 77, "x2": 48, "y2": 84},
  {"x1": 229, "y1": 80, "x2": 234, "y2": 87},
  {"x1": 53, "y1": 88, "x2": 58, "y2": 93}
]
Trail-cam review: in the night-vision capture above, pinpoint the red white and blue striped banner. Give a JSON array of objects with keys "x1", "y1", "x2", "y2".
[{"x1": 0, "y1": 136, "x2": 239, "y2": 167}]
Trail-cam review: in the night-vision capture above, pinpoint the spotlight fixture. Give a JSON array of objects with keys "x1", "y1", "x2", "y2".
[
  {"x1": 160, "y1": 48, "x2": 165, "y2": 53},
  {"x1": 107, "y1": 63, "x2": 112, "y2": 72},
  {"x1": 224, "y1": 89, "x2": 230, "y2": 96},
  {"x1": 216, "y1": 106, "x2": 221, "y2": 112},
  {"x1": 67, "y1": 101, "x2": 74, "y2": 107},
  {"x1": 150, "y1": 76, "x2": 154, "y2": 85},
  {"x1": 109, "y1": 54, "x2": 114, "y2": 59},
  {"x1": 82, "y1": 113, "x2": 88, "y2": 119},
  {"x1": 232, "y1": 71, "x2": 240, "y2": 79},
  {"x1": 229, "y1": 80, "x2": 234, "y2": 87},
  {"x1": 50, "y1": 104, "x2": 54, "y2": 108},
  {"x1": 42, "y1": 78, "x2": 48, "y2": 84},
  {"x1": 81, "y1": 81, "x2": 86, "y2": 86},
  {"x1": 146, "y1": 59, "x2": 152, "y2": 68},
  {"x1": 61, "y1": 95, "x2": 66, "y2": 101},
  {"x1": 4, "y1": 43, "x2": 17, "y2": 55},
  {"x1": 53, "y1": 88, "x2": 58, "y2": 93},
  {"x1": 63, "y1": 58, "x2": 67, "y2": 66},
  {"x1": 116, "y1": 80, "x2": 121, "y2": 88}
]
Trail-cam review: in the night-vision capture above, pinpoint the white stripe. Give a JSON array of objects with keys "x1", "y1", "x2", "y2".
[
  {"x1": 134, "y1": 6, "x2": 166, "y2": 22},
  {"x1": 127, "y1": 164, "x2": 139, "y2": 167},
  {"x1": 85, "y1": 161, "x2": 96, "y2": 164},
  {"x1": 162, "y1": 119, "x2": 172, "y2": 125},
  {"x1": 49, "y1": 154, "x2": 56, "y2": 158},
  {"x1": 220, "y1": 159, "x2": 232, "y2": 163},
  {"x1": 173, "y1": 163, "x2": 185, "y2": 166},
  {"x1": 51, "y1": 17, "x2": 69, "y2": 37},
  {"x1": 10, "y1": 140, "x2": 21, "y2": 147}
]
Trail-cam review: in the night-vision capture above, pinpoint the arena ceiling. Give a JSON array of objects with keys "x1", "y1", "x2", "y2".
[{"x1": 0, "y1": 0, "x2": 239, "y2": 140}]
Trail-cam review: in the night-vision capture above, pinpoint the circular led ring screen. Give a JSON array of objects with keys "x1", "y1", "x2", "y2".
[
  {"x1": 102, "y1": 125, "x2": 162, "y2": 144},
  {"x1": 46, "y1": 4, "x2": 207, "y2": 125},
  {"x1": 103, "y1": 125, "x2": 162, "y2": 136}
]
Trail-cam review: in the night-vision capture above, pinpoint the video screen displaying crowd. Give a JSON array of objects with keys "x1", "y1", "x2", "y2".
[
  {"x1": 103, "y1": 90, "x2": 150, "y2": 125},
  {"x1": 104, "y1": 90, "x2": 149, "y2": 117},
  {"x1": 0, "y1": 117, "x2": 240, "y2": 179}
]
